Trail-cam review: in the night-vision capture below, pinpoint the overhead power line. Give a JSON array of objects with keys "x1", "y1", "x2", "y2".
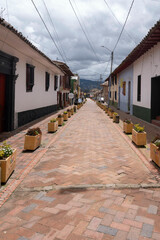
[
  {"x1": 113, "y1": 0, "x2": 135, "y2": 51},
  {"x1": 103, "y1": 0, "x2": 138, "y2": 45},
  {"x1": 41, "y1": 0, "x2": 69, "y2": 64},
  {"x1": 30, "y1": 0, "x2": 66, "y2": 63},
  {"x1": 69, "y1": 0, "x2": 101, "y2": 63}
]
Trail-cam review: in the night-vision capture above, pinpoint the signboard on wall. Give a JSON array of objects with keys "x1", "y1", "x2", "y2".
[{"x1": 68, "y1": 93, "x2": 74, "y2": 99}]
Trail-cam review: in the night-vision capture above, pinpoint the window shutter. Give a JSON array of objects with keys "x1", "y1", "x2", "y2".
[
  {"x1": 54, "y1": 75, "x2": 58, "y2": 91},
  {"x1": 45, "y1": 72, "x2": 50, "y2": 91}
]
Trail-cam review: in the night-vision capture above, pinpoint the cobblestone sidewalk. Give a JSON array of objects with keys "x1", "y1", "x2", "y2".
[{"x1": 0, "y1": 99, "x2": 160, "y2": 240}]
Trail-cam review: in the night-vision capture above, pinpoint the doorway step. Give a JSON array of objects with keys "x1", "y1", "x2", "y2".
[{"x1": 152, "y1": 116, "x2": 160, "y2": 127}]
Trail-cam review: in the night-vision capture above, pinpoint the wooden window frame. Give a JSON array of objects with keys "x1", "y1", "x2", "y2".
[
  {"x1": 122, "y1": 81, "x2": 126, "y2": 96},
  {"x1": 26, "y1": 64, "x2": 35, "y2": 92},
  {"x1": 54, "y1": 75, "x2": 58, "y2": 91},
  {"x1": 137, "y1": 75, "x2": 141, "y2": 102},
  {"x1": 45, "y1": 72, "x2": 50, "y2": 91}
]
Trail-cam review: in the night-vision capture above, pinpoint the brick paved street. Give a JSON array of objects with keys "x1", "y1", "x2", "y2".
[{"x1": 0, "y1": 99, "x2": 160, "y2": 240}]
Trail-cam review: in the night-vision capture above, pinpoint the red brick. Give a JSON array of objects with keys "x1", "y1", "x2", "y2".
[
  {"x1": 87, "y1": 217, "x2": 102, "y2": 230},
  {"x1": 110, "y1": 222, "x2": 130, "y2": 232},
  {"x1": 114, "y1": 230, "x2": 128, "y2": 240},
  {"x1": 83, "y1": 229, "x2": 104, "y2": 240},
  {"x1": 56, "y1": 225, "x2": 74, "y2": 240},
  {"x1": 114, "y1": 211, "x2": 125, "y2": 223},
  {"x1": 123, "y1": 218, "x2": 143, "y2": 228},
  {"x1": 101, "y1": 214, "x2": 114, "y2": 226},
  {"x1": 73, "y1": 221, "x2": 88, "y2": 235},
  {"x1": 127, "y1": 227, "x2": 141, "y2": 240}
]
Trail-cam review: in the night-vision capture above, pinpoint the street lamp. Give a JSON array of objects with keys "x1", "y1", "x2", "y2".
[
  {"x1": 101, "y1": 46, "x2": 114, "y2": 106},
  {"x1": 101, "y1": 46, "x2": 113, "y2": 74}
]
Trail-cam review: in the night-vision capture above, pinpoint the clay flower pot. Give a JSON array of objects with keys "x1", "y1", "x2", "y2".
[
  {"x1": 123, "y1": 122, "x2": 133, "y2": 134},
  {"x1": 132, "y1": 129, "x2": 146, "y2": 146},
  {"x1": 63, "y1": 112, "x2": 68, "y2": 121},
  {"x1": 150, "y1": 143, "x2": 160, "y2": 167},
  {"x1": 24, "y1": 134, "x2": 42, "y2": 150},
  {"x1": 0, "y1": 149, "x2": 16, "y2": 183},
  {"x1": 48, "y1": 121, "x2": 58, "y2": 133}
]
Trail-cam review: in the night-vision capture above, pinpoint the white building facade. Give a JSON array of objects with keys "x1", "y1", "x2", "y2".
[{"x1": 0, "y1": 18, "x2": 64, "y2": 133}]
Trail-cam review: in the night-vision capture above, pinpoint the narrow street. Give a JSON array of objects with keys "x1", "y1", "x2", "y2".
[{"x1": 0, "y1": 99, "x2": 160, "y2": 240}]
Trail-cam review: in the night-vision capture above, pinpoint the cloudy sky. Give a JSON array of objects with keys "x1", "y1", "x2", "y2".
[{"x1": 1, "y1": 0, "x2": 160, "y2": 81}]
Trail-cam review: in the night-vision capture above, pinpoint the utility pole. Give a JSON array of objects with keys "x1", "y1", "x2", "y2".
[
  {"x1": 110, "y1": 51, "x2": 113, "y2": 74},
  {"x1": 109, "y1": 51, "x2": 114, "y2": 105},
  {"x1": 100, "y1": 74, "x2": 102, "y2": 97},
  {"x1": 101, "y1": 46, "x2": 114, "y2": 105}
]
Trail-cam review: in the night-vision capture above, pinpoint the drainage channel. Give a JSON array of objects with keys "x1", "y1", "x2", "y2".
[{"x1": 17, "y1": 183, "x2": 160, "y2": 193}]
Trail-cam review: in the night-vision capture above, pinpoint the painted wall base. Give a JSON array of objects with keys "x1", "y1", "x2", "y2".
[
  {"x1": 109, "y1": 100, "x2": 118, "y2": 109},
  {"x1": 133, "y1": 105, "x2": 151, "y2": 123},
  {"x1": 18, "y1": 104, "x2": 58, "y2": 127}
]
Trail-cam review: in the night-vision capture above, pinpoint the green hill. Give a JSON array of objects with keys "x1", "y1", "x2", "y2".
[{"x1": 80, "y1": 79, "x2": 102, "y2": 92}]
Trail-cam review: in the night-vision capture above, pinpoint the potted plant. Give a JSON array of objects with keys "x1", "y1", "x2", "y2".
[
  {"x1": 24, "y1": 127, "x2": 42, "y2": 151},
  {"x1": 67, "y1": 109, "x2": 71, "y2": 118},
  {"x1": 48, "y1": 118, "x2": 58, "y2": 133},
  {"x1": 71, "y1": 108, "x2": 74, "y2": 115},
  {"x1": 123, "y1": 119, "x2": 133, "y2": 134},
  {"x1": 113, "y1": 112, "x2": 119, "y2": 123},
  {"x1": 108, "y1": 108, "x2": 114, "y2": 118},
  {"x1": 63, "y1": 111, "x2": 68, "y2": 121},
  {"x1": 57, "y1": 114, "x2": 63, "y2": 126},
  {"x1": 74, "y1": 105, "x2": 77, "y2": 112},
  {"x1": 132, "y1": 124, "x2": 146, "y2": 146},
  {"x1": 105, "y1": 107, "x2": 108, "y2": 114},
  {"x1": 0, "y1": 142, "x2": 16, "y2": 183},
  {"x1": 150, "y1": 136, "x2": 160, "y2": 167}
]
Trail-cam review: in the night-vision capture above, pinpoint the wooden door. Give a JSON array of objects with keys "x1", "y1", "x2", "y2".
[
  {"x1": 0, "y1": 73, "x2": 5, "y2": 132},
  {"x1": 128, "y1": 81, "x2": 131, "y2": 112}
]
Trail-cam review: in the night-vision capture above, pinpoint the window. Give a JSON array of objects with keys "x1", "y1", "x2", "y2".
[
  {"x1": 26, "y1": 64, "x2": 35, "y2": 92},
  {"x1": 122, "y1": 81, "x2": 126, "y2": 96},
  {"x1": 115, "y1": 91, "x2": 117, "y2": 100},
  {"x1": 54, "y1": 75, "x2": 58, "y2": 91},
  {"x1": 112, "y1": 76, "x2": 114, "y2": 85},
  {"x1": 45, "y1": 72, "x2": 50, "y2": 91},
  {"x1": 115, "y1": 75, "x2": 117, "y2": 85},
  {"x1": 137, "y1": 75, "x2": 141, "y2": 102}
]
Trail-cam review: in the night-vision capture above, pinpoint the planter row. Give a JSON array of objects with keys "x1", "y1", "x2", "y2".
[
  {"x1": 0, "y1": 102, "x2": 87, "y2": 184},
  {"x1": 96, "y1": 101, "x2": 160, "y2": 168}
]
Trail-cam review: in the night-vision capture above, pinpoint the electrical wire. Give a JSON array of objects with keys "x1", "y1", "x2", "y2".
[
  {"x1": 72, "y1": 0, "x2": 103, "y2": 63},
  {"x1": 103, "y1": 0, "x2": 138, "y2": 45},
  {"x1": 41, "y1": 0, "x2": 69, "y2": 64},
  {"x1": 69, "y1": 0, "x2": 101, "y2": 63},
  {"x1": 113, "y1": 0, "x2": 135, "y2": 52},
  {"x1": 30, "y1": 0, "x2": 66, "y2": 63}
]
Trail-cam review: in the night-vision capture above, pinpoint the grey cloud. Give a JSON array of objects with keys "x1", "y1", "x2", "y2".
[{"x1": 1, "y1": 0, "x2": 160, "y2": 81}]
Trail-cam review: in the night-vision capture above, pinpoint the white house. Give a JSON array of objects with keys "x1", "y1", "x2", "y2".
[
  {"x1": 0, "y1": 18, "x2": 65, "y2": 133},
  {"x1": 110, "y1": 20, "x2": 160, "y2": 124}
]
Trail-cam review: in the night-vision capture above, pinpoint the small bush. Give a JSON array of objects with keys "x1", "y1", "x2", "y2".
[
  {"x1": 26, "y1": 127, "x2": 42, "y2": 136},
  {"x1": 124, "y1": 119, "x2": 132, "y2": 124},
  {"x1": 50, "y1": 118, "x2": 57, "y2": 123},
  {"x1": 134, "y1": 124, "x2": 144, "y2": 133},
  {"x1": 0, "y1": 141, "x2": 13, "y2": 159},
  {"x1": 152, "y1": 136, "x2": 160, "y2": 150}
]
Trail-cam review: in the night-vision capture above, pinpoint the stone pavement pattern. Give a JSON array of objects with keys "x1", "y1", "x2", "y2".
[
  {"x1": 0, "y1": 99, "x2": 160, "y2": 239},
  {"x1": 20, "y1": 99, "x2": 158, "y2": 189}
]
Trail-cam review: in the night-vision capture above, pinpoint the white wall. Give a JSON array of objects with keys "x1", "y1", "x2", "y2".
[
  {"x1": 133, "y1": 42, "x2": 160, "y2": 109},
  {"x1": 15, "y1": 57, "x2": 60, "y2": 112},
  {"x1": 0, "y1": 25, "x2": 63, "y2": 113}
]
